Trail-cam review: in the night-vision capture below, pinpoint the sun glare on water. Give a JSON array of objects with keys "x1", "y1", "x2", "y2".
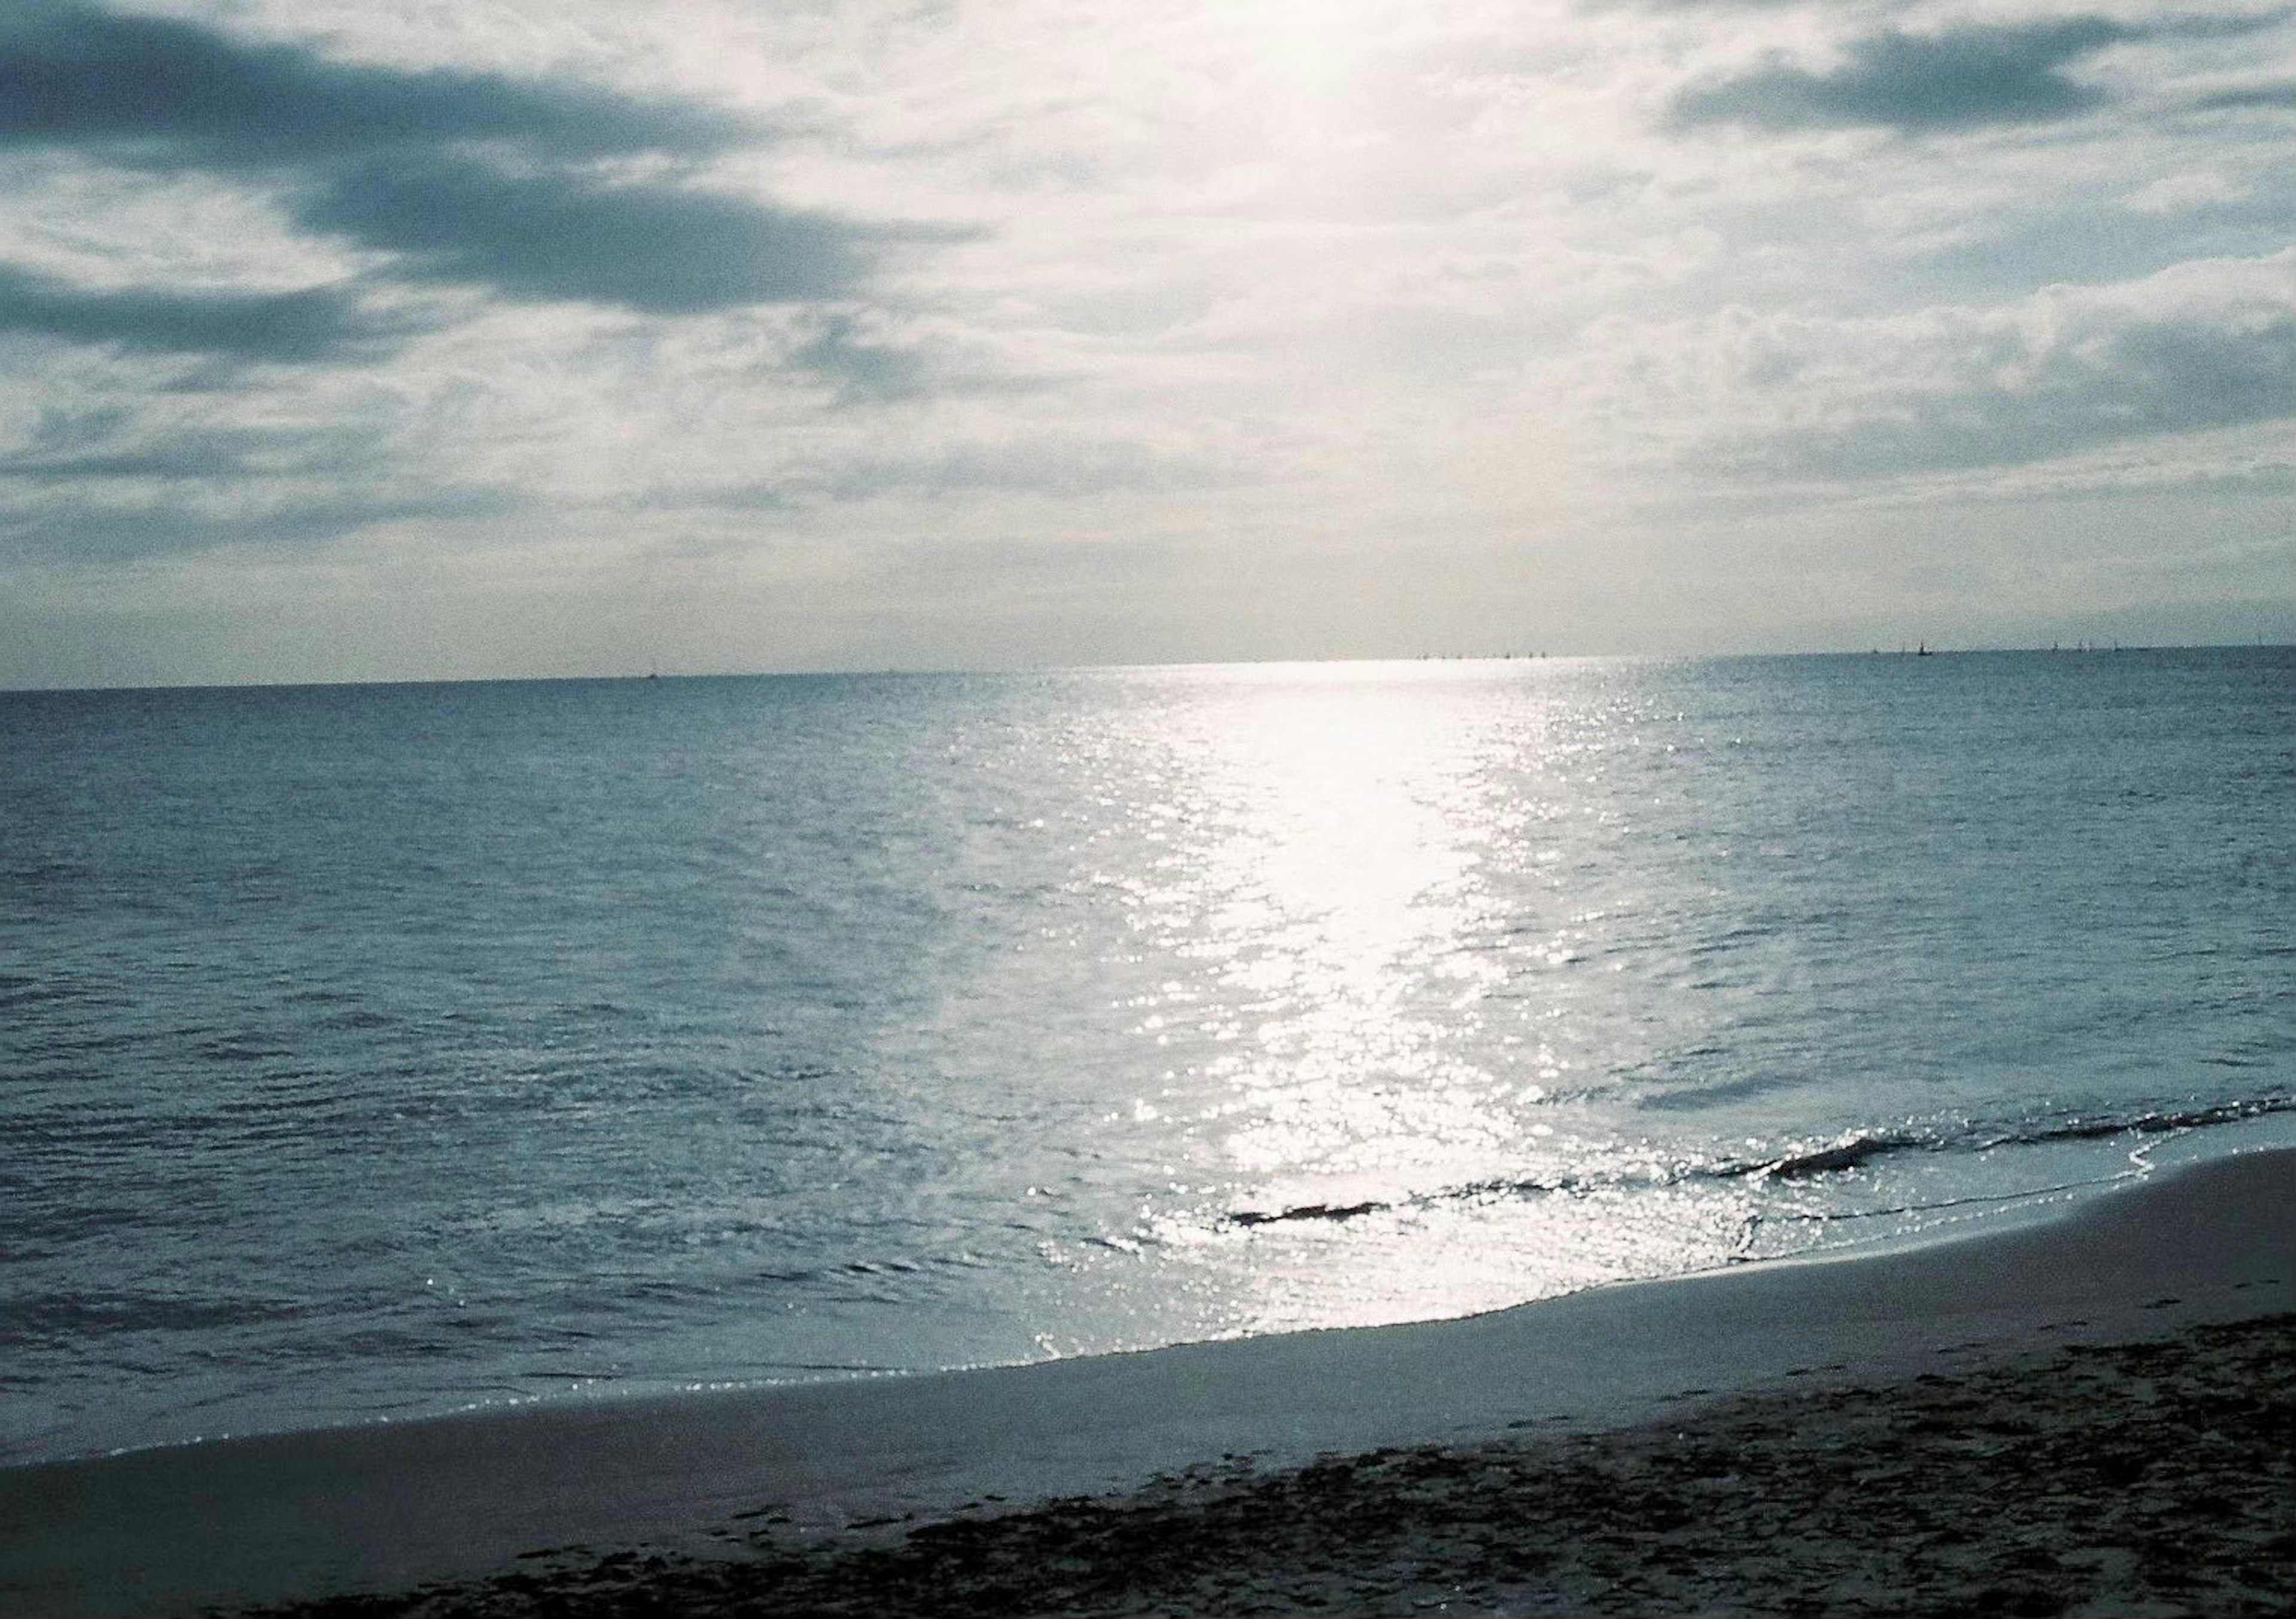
[{"x1": 1075, "y1": 663, "x2": 1757, "y2": 1340}]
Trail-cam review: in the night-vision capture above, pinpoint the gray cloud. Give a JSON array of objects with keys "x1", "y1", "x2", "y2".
[
  {"x1": 0, "y1": 486, "x2": 529, "y2": 565},
  {"x1": 0, "y1": 3, "x2": 912, "y2": 319},
  {"x1": 1714, "y1": 304, "x2": 2296, "y2": 482},
  {"x1": 1670, "y1": 17, "x2": 2132, "y2": 132},
  {"x1": 786, "y1": 313, "x2": 936, "y2": 404},
  {"x1": 0, "y1": 262, "x2": 395, "y2": 362},
  {"x1": 2197, "y1": 83, "x2": 2296, "y2": 111},
  {"x1": 0, "y1": 400, "x2": 526, "y2": 565},
  {"x1": 630, "y1": 432, "x2": 1229, "y2": 516},
  {"x1": 0, "y1": 410, "x2": 361, "y2": 484},
  {"x1": 813, "y1": 438, "x2": 1231, "y2": 502}
]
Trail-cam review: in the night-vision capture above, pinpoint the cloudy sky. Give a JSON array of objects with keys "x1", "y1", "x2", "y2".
[{"x1": 1, "y1": 0, "x2": 2289, "y2": 686}]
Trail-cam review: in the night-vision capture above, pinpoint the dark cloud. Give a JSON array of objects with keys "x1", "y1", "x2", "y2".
[
  {"x1": 1670, "y1": 17, "x2": 2132, "y2": 132},
  {"x1": 0, "y1": 3, "x2": 913, "y2": 318},
  {"x1": 0, "y1": 2, "x2": 744, "y2": 167},
  {"x1": 0, "y1": 261, "x2": 395, "y2": 362},
  {"x1": 292, "y1": 157, "x2": 868, "y2": 314}
]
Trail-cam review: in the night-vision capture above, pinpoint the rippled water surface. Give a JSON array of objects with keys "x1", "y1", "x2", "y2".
[{"x1": 3, "y1": 649, "x2": 2290, "y2": 1461}]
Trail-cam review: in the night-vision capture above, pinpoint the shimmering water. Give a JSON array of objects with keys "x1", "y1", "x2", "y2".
[{"x1": 2, "y1": 649, "x2": 2290, "y2": 1462}]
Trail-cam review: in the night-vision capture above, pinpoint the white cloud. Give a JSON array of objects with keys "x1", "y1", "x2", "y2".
[
  {"x1": 1, "y1": 0, "x2": 2291, "y2": 684},
  {"x1": 2126, "y1": 170, "x2": 2248, "y2": 213},
  {"x1": 1571, "y1": 251, "x2": 2296, "y2": 485}
]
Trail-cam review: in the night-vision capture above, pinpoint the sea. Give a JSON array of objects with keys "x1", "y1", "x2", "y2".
[{"x1": 3, "y1": 647, "x2": 2291, "y2": 1466}]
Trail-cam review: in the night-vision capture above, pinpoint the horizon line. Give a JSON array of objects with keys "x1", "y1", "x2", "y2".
[{"x1": 5, "y1": 638, "x2": 2291, "y2": 698}]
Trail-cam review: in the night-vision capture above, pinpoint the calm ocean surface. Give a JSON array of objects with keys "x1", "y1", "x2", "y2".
[{"x1": 3, "y1": 649, "x2": 2291, "y2": 1464}]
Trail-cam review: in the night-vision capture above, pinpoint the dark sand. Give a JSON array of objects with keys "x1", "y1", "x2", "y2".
[
  {"x1": 244, "y1": 1313, "x2": 2295, "y2": 1618},
  {"x1": 4, "y1": 1145, "x2": 2291, "y2": 1617}
]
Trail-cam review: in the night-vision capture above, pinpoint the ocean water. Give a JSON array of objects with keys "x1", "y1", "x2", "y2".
[{"x1": 2, "y1": 648, "x2": 2291, "y2": 1464}]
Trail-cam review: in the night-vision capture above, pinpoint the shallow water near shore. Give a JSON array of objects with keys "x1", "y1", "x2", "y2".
[{"x1": 2, "y1": 647, "x2": 2290, "y2": 1463}]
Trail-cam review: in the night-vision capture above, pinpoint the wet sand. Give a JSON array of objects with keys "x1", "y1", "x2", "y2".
[{"x1": 3, "y1": 1147, "x2": 2290, "y2": 1618}]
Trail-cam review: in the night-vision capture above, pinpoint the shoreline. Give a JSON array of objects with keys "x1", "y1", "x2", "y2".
[{"x1": 4, "y1": 1145, "x2": 2291, "y2": 1617}]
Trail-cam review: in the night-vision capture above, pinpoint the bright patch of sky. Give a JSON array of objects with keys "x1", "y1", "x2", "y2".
[{"x1": 2, "y1": 0, "x2": 2289, "y2": 686}]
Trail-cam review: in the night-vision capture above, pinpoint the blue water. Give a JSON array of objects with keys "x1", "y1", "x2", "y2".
[{"x1": 2, "y1": 649, "x2": 2291, "y2": 1464}]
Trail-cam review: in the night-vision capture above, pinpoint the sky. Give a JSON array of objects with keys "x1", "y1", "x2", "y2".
[{"x1": 0, "y1": 0, "x2": 2289, "y2": 687}]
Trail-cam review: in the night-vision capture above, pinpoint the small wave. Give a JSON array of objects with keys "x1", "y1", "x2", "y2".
[
  {"x1": 0, "y1": 1290, "x2": 307, "y2": 1343},
  {"x1": 1753, "y1": 1133, "x2": 1918, "y2": 1181},
  {"x1": 0, "y1": 974, "x2": 93, "y2": 1012},
  {"x1": 1215, "y1": 1093, "x2": 2295, "y2": 1231},
  {"x1": 1741, "y1": 1096, "x2": 2296, "y2": 1185},
  {"x1": 1948, "y1": 1096, "x2": 2296, "y2": 1158},
  {"x1": 753, "y1": 1250, "x2": 994, "y2": 1289},
  {"x1": 1228, "y1": 1199, "x2": 1389, "y2": 1229}
]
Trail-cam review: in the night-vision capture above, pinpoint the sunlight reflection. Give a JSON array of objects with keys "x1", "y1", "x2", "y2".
[
  {"x1": 1138, "y1": 665, "x2": 1521, "y2": 1212},
  {"x1": 1028, "y1": 661, "x2": 1793, "y2": 1349}
]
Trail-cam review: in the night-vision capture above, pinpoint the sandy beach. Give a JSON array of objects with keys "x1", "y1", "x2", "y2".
[
  {"x1": 240, "y1": 1312, "x2": 2295, "y2": 1618},
  {"x1": 4, "y1": 1146, "x2": 2290, "y2": 1618}
]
